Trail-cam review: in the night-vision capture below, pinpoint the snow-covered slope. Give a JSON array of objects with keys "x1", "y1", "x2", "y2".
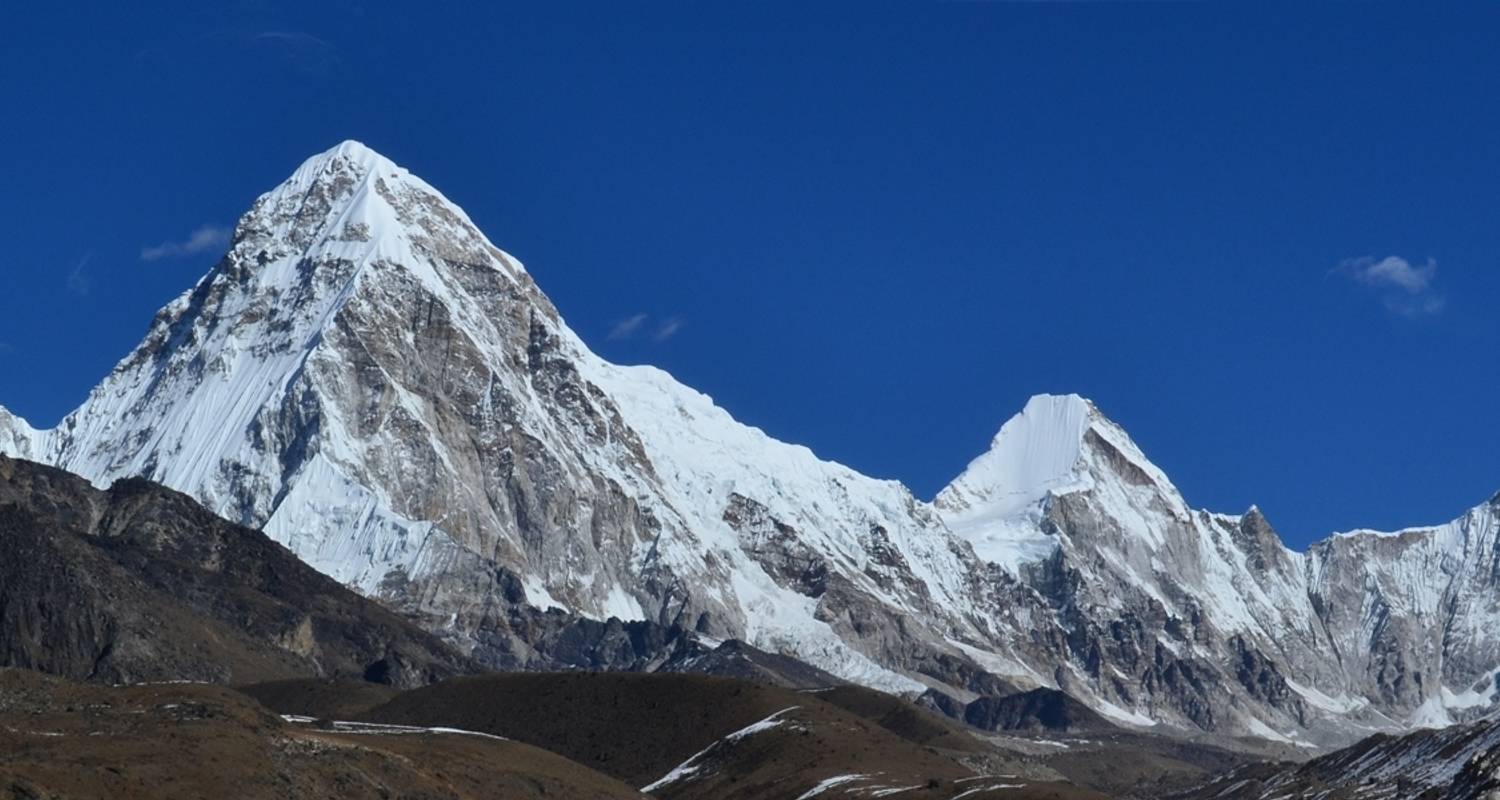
[
  {"x1": 935, "y1": 394, "x2": 1088, "y2": 572},
  {"x1": 5, "y1": 141, "x2": 1500, "y2": 746},
  {"x1": 0, "y1": 407, "x2": 38, "y2": 460}
]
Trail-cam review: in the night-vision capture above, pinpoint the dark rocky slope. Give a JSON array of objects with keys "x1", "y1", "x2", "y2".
[
  {"x1": 1178, "y1": 714, "x2": 1500, "y2": 800},
  {"x1": 964, "y1": 688, "x2": 1117, "y2": 734},
  {"x1": 0, "y1": 455, "x2": 471, "y2": 687}
]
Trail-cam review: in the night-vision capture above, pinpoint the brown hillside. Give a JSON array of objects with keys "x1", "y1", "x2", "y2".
[{"x1": 0, "y1": 668, "x2": 643, "y2": 800}]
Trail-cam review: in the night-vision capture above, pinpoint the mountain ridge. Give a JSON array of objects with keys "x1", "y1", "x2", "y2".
[{"x1": 3, "y1": 140, "x2": 1498, "y2": 746}]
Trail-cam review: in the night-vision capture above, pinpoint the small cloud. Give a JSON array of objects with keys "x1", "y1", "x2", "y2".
[
  {"x1": 66, "y1": 253, "x2": 92, "y2": 296},
  {"x1": 141, "y1": 224, "x2": 231, "y2": 262},
  {"x1": 0, "y1": 341, "x2": 12, "y2": 355},
  {"x1": 608, "y1": 313, "x2": 649, "y2": 340},
  {"x1": 1334, "y1": 255, "x2": 1444, "y2": 317},
  {"x1": 606, "y1": 313, "x2": 685, "y2": 343},
  {"x1": 653, "y1": 317, "x2": 685, "y2": 342},
  {"x1": 1338, "y1": 255, "x2": 1436, "y2": 293}
]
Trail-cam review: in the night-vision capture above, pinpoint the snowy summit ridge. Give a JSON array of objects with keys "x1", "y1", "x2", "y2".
[
  {"x1": 937, "y1": 393, "x2": 1097, "y2": 519},
  {"x1": 4, "y1": 142, "x2": 1500, "y2": 747}
]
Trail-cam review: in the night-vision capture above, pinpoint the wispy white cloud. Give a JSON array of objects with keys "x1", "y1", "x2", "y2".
[
  {"x1": 66, "y1": 253, "x2": 92, "y2": 296},
  {"x1": 606, "y1": 312, "x2": 685, "y2": 343},
  {"x1": 653, "y1": 316, "x2": 685, "y2": 342},
  {"x1": 608, "y1": 313, "x2": 649, "y2": 340},
  {"x1": 141, "y1": 224, "x2": 231, "y2": 262},
  {"x1": 1335, "y1": 255, "x2": 1445, "y2": 317},
  {"x1": 1339, "y1": 255, "x2": 1436, "y2": 293}
]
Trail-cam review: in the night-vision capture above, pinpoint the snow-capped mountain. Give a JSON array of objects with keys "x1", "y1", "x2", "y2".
[
  {"x1": 3, "y1": 141, "x2": 1498, "y2": 746},
  {"x1": 1309, "y1": 497, "x2": 1500, "y2": 728}
]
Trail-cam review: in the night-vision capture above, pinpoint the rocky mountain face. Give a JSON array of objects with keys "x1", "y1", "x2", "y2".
[
  {"x1": 962, "y1": 688, "x2": 1115, "y2": 734},
  {"x1": 0, "y1": 454, "x2": 471, "y2": 686},
  {"x1": 1307, "y1": 498, "x2": 1500, "y2": 727},
  {"x1": 4, "y1": 141, "x2": 1499, "y2": 746}
]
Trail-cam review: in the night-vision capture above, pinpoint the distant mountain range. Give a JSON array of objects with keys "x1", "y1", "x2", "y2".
[{"x1": 4, "y1": 141, "x2": 1499, "y2": 751}]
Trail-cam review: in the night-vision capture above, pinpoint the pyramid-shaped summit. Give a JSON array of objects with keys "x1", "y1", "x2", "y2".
[{"x1": 0, "y1": 142, "x2": 966, "y2": 697}]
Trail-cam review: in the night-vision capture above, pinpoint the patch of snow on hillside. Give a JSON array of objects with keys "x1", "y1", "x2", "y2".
[
  {"x1": 794, "y1": 773, "x2": 872, "y2": 799},
  {"x1": 640, "y1": 707, "x2": 801, "y2": 793}
]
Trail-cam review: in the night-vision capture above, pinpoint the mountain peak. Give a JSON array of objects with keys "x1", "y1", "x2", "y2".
[
  {"x1": 324, "y1": 138, "x2": 390, "y2": 165},
  {"x1": 935, "y1": 393, "x2": 1097, "y2": 518},
  {"x1": 231, "y1": 140, "x2": 402, "y2": 259},
  {"x1": 933, "y1": 390, "x2": 1196, "y2": 559},
  {"x1": 288, "y1": 139, "x2": 402, "y2": 182},
  {"x1": 1015, "y1": 392, "x2": 1099, "y2": 428},
  {"x1": 228, "y1": 140, "x2": 522, "y2": 285},
  {"x1": 283, "y1": 139, "x2": 403, "y2": 197}
]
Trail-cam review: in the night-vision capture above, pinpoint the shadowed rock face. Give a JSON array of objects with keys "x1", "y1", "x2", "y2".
[
  {"x1": 0, "y1": 455, "x2": 471, "y2": 687},
  {"x1": 963, "y1": 689, "x2": 1115, "y2": 734},
  {"x1": 657, "y1": 637, "x2": 848, "y2": 689}
]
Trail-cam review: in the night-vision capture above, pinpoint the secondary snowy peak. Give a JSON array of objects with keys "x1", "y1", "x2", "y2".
[
  {"x1": 934, "y1": 393, "x2": 1196, "y2": 571},
  {"x1": 937, "y1": 393, "x2": 1184, "y2": 516},
  {"x1": 936, "y1": 393, "x2": 1095, "y2": 518},
  {"x1": 932, "y1": 394, "x2": 1098, "y2": 573}
]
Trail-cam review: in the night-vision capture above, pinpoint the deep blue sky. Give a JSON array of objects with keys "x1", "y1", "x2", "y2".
[{"x1": 3, "y1": 3, "x2": 1499, "y2": 547}]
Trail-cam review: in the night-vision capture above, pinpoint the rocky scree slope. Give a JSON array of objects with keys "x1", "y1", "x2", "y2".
[
  {"x1": 4, "y1": 141, "x2": 1500, "y2": 745},
  {"x1": 1179, "y1": 712, "x2": 1500, "y2": 799}
]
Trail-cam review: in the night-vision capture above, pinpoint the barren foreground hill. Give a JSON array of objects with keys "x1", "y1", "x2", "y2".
[{"x1": 0, "y1": 669, "x2": 645, "y2": 800}]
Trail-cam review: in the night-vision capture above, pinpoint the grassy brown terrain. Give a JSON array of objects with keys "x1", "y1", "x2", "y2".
[
  {"x1": 0, "y1": 664, "x2": 1271, "y2": 799},
  {"x1": 811, "y1": 684, "x2": 1263, "y2": 798},
  {"x1": 811, "y1": 684, "x2": 992, "y2": 752},
  {"x1": 236, "y1": 678, "x2": 402, "y2": 721},
  {"x1": 0, "y1": 669, "x2": 644, "y2": 800},
  {"x1": 1011, "y1": 731, "x2": 1265, "y2": 798},
  {"x1": 248, "y1": 671, "x2": 1111, "y2": 799}
]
